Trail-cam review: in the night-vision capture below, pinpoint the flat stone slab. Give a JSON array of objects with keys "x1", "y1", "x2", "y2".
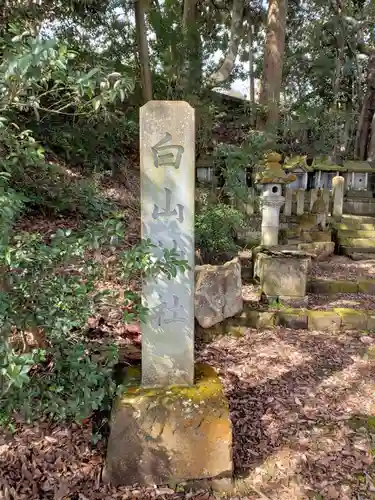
[{"x1": 105, "y1": 364, "x2": 232, "y2": 486}]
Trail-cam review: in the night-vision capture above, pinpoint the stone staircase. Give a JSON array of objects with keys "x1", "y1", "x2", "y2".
[{"x1": 334, "y1": 215, "x2": 375, "y2": 258}]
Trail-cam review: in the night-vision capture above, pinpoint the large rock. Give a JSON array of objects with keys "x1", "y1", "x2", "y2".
[
  {"x1": 104, "y1": 364, "x2": 233, "y2": 486},
  {"x1": 195, "y1": 257, "x2": 243, "y2": 328}
]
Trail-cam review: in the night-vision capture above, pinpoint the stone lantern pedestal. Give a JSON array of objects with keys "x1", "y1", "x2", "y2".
[
  {"x1": 256, "y1": 152, "x2": 296, "y2": 248},
  {"x1": 260, "y1": 185, "x2": 285, "y2": 246}
]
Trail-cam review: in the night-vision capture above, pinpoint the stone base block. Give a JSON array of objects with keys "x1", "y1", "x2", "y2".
[
  {"x1": 334, "y1": 308, "x2": 368, "y2": 330},
  {"x1": 278, "y1": 310, "x2": 308, "y2": 329},
  {"x1": 105, "y1": 364, "x2": 233, "y2": 487},
  {"x1": 258, "y1": 253, "x2": 309, "y2": 298},
  {"x1": 278, "y1": 295, "x2": 308, "y2": 308},
  {"x1": 308, "y1": 310, "x2": 341, "y2": 331}
]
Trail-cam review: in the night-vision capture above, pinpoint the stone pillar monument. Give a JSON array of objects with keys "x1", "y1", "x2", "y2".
[
  {"x1": 284, "y1": 188, "x2": 293, "y2": 216},
  {"x1": 256, "y1": 152, "x2": 296, "y2": 247},
  {"x1": 332, "y1": 175, "x2": 345, "y2": 219},
  {"x1": 140, "y1": 101, "x2": 195, "y2": 387},
  {"x1": 296, "y1": 189, "x2": 305, "y2": 216},
  {"x1": 105, "y1": 101, "x2": 232, "y2": 488}
]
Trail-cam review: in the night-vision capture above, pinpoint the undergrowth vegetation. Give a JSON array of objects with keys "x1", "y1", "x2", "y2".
[{"x1": 0, "y1": 29, "x2": 188, "y2": 427}]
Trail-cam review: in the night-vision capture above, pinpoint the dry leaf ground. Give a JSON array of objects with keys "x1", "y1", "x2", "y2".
[{"x1": 2, "y1": 326, "x2": 375, "y2": 499}]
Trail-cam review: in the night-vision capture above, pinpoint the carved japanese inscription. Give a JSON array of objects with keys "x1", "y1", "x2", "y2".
[{"x1": 140, "y1": 101, "x2": 195, "y2": 387}]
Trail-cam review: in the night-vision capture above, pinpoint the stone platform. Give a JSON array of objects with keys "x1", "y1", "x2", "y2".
[{"x1": 104, "y1": 364, "x2": 232, "y2": 487}]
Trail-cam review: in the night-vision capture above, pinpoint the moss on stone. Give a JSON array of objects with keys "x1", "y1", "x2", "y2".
[
  {"x1": 358, "y1": 280, "x2": 375, "y2": 294},
  {"x1": 257, "y1": 312, "x2": 276, "y2": 329},
  {"x1": 119, "y1": 363, "x2": 226, "y2": 405},
  {"x1": 310, "y1": 231, "x2": 332, "y2": 242},
  {"x1": 367, "y1": 313, "x2": 375, "y2": 331},
  {"x1": 307, "y1": 310, "x2": 341, "y2": 331},
  {"x1": 278, "y1": 310, "x2": 308, "y2": 329},
  {"x1": 308, "y1": 279, "x2": 358, "y2": 294},
  {"x1": 334, "y1": 308, "x2": 368, "y2": 329},
  {"x1": 365, "y1": 346, "x2": 375, "y2": 360}
]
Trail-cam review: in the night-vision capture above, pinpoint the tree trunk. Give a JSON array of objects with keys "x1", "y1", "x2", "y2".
[
  {"x1": 355, "y1": 51, "x2": 375, "y2": 160},
  {"x1": 248, "y1": 21, "x2": 255, "y2": 103},
  {"x1": 206, "y1": 0, "x2": 245, "y2": 86},
  {"x1": 181, "y1": 0, "x2": 202, "y2": 92},
  {"x1": 257, "y1": 0, "x2": 288, "y2": 129},
  {"x1": 134, "y1": 0, "x2": 153, "y2": 103}
]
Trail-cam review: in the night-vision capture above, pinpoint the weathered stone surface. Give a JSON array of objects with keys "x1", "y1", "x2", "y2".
[
  {"x1": 105, "y1": 364, "x2": 232, "y2": 486},
  {"x1": 307, "y1": 279, "x2": 358, "y2": 294},
  {"x1": 296, "y1": 189, "x2": 305, "y2": 216},
  {"x1": 258, "y1": 254, "x2": 309, "y2": 298},
  {"x1": 310, "y1": 231, "x2": 332, "y2": 242},
  {"x1": 367, "y1": 312, "x2": 375, "y2": 330},
  {"x1": 298, "y1": 242, "x2": 335, "y2": 261},
  {"x1": 284, "y1": 189, "x2": 293, "y2": 216},
  {"x1": 195, "y1": 258, "x2": 243, "y2": 328},
  {"x1": 140, "y1": 101, "x2": 195, "y2": 387},
  {"x1": 332, "y1": 175, "x2": 344, "y2": 219},
  {"x1": 238, "y1": 250, "x2": 252, "y2": 282},
  {"x1": 334, "y1": 308, "x2": 368, "y2": 330},
  {"x1": 279, "y1": 295, "x2": 308, "y2": 308},
  {"x1": 357, "y1": 280, "x2": 375, "y2": 294},
  {"x1": 278, "y1": 310, "x2": 308, "y2": 329},
  {"x1": 308, "y1": 311, "x2": 341, "y2": 331}
]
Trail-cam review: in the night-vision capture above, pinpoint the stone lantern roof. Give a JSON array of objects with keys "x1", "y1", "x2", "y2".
[{"x1": 256, "y1": 152, "x2": 296, "y2": 185}]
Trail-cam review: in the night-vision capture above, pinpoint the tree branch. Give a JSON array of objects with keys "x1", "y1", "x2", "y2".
[{"x1": 206, "y1": 0, "x2": 245, "y2": 87}]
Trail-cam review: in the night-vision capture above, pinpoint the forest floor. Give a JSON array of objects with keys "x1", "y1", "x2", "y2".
[
  {"x1": 1, "y1": 325, "x2": 375, "y2": 500},
  {"x1": 2, "y1": 170, "x2": 375, "y2": 499}
]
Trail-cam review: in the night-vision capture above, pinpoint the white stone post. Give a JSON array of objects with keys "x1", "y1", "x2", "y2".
[
  {"x1": 322, "y1": 188, "x2": 330, "y2": 214},
  {"x1": 140, "y1": 101, "x2": 194, "y2": 387},
  {"x1": 332, "y1": 175, "x2": 345, "y2": 219},
  {"x1": 310, "y1": 189, "x2": 318, "y2": 211},
  {"x1": 303, "y1": 172, "x2": 308, "y2": 190},
  {"x1": 260, "y1": 184, "x2": 284, "y2": 246},
  {"x1": 296, "y1": 189, "x2": 305, "y2": 215},
  {"x1": 284, "y1": 188, "x2": 292, "y2": 216},
  {"x1": 316, "y1": 170, "x2": 322, "y2": 188}
]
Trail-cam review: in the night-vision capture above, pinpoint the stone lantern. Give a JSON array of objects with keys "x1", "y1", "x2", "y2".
[{"x1": 256, "y1": 152, "x2": 296, "y2": 247}]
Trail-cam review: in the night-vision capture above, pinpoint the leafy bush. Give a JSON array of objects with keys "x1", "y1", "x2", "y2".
[
  {"x1": 0, "y1": 211, "x2": 188, "y2": 427},
  {"x1": 0, "y1": 31, "x2": 134, "y2": 218},
  {"x1": 195, "y1": 203, "x2": 245, "y2": 259}
]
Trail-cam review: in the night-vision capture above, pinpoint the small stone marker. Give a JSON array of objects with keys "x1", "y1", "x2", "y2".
[
  {"x1": 284, "y1": 188, "x2": 292, "y2": 216},
  {"x1": 296, "y1": 189, "x2": 305, "y2": 215},
  {"x1": 140, "y1": 101, "x2": 195, "y2": 387},
  {"x1": 332, "y1": 175, "x2": 345, "y2": 219},
  {"x1": 310, "y1": 189, "x2": 318, "y2": 211},
  {"x1": 322, "y1": 188, "x2": 330, "y2": 214}
]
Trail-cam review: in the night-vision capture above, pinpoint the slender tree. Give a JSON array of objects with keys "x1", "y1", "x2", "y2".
[
  {"x1": 258, "y1": 0, "x2": 288, "y2": 129},
  {"x1": 134, "y1": 0, "x2": 153, "y2": 102}
]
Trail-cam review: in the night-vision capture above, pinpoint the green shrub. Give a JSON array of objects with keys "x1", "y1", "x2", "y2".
[
  {"x1": 195, "y1": 203, "x2": 245, "y2": 257},
  {"x1": 0, "y1": 212, "x2": 188, "y2": 427}
]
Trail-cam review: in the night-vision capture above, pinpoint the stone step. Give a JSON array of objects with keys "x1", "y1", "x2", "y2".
[
  {"x1": 340, "y1": 246, "x2": 375, "y2": 255},
  {"x1": 338, "y1": 237, "x2": 375, "y2": 249},
  {"x1": 337, "y1": 230, "x2": 375, "y2": 238},
  {"x1": 196, "y1": 306, "x2": 375, "y2": 339},
  {"x1": 307, "y1": 278, "x2": 375, "y2": 294},
  {"x1": 343, "y1": 215, "x2": 375, "y2": 223},
  {"x1": 335, "y1": 222, "x2": 375, "y2": 231},
  {"x1": 349, "y1": 253, "x2": 375, "y2": 261}
]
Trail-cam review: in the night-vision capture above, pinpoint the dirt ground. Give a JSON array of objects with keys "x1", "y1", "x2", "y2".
[{"x1": 2, "y1": 326, "x2": 375, "y2": 500}]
